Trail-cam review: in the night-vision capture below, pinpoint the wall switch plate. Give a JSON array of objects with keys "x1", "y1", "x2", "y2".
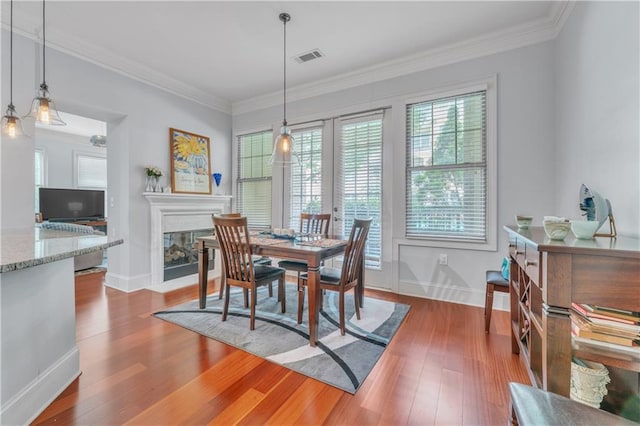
[{"x1": 439, "y1": 254, "x2": 448, "y2": 265}]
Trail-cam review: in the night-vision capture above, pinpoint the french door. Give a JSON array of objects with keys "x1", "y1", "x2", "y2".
[{"x1": 282, "y1": 110, "x2": 389, "y2": 289}]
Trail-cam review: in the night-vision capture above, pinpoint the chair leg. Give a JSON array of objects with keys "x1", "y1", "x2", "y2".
[
  {"x1": 250, "y1": 287, "x2": 257, "y2": 330},
  {"x1": 222, "y1": 283, "x2": 231, "y2": 322},
  {"x1": 354, "y1": 288, "x2": 361, "y2": 321},
  {"x1": 269, "y1": 282, "x2": 273, "y2": 298},
  {"x1": 243, "y1": 288, "x2": 249, "y2": 308},
  {"x1": 339, "y1": 291, "x2": 346, "y2": 335},
  {"x1": 484, "y1": 283, "x2": 494, "y2": 333},
  {"x1": 279, "y1": 277, "x2": 286, "y2": 313},
  {"x1": 297, "y1": 285, "x2": 305, "y2": 324},
  {"x1": 218, "y1": 275, "x2": 225, "y2": 300}
]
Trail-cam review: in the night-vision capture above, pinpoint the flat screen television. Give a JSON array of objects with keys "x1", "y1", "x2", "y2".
[{"x1": 39, "y1": 188, "x2": 105, "y2": 221}]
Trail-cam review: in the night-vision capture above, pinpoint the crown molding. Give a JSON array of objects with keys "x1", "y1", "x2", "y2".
[
  {"x1": 6, "y1": 14, "x2": 232, "y2": 115},
  {"x1": 232, "y1": 1, "x2": 576, "y2": 116}
]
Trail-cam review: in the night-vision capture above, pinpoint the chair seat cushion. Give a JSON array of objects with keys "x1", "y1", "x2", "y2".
[
  {"x1": 278, "y1": 260, "x2": 308, "y2": 271},
  {"x1": 252, "y1": 256, "x2": 272, "y2": 265},
  {"x1": 301, "y1": 267, "x2": 341, "y2": 285},
  {"x1": 486, "y1": 270, "x2": 509, "y2": 287},
  {"x1": 254, "y1": 265, "x2": 285, "y2": 281}
]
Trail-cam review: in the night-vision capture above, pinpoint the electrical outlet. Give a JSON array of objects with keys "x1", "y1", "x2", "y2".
[{"x1": 439, "y1": 254, "x2": 448, "y2": 265}]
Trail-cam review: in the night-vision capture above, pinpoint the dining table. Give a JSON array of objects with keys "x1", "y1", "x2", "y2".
[{"x1": 196, "y1": 233, "x2": 353, "y2": 347}]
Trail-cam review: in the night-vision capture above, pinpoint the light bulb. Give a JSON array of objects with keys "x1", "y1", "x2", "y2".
[
  {"x1": 282, "y1": 137, "x2": 290, "y2": 152},
  {"x1": 38, "y1": 99, "x2": 50, "y2": 124},
  {"x1": 7, "y1": 117, "x2": 17, "y2": 138}
]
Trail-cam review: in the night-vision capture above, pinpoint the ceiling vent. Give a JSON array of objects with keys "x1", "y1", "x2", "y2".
[{"x1": 294, "y1": 49, "x2": 324, "y2": 64}]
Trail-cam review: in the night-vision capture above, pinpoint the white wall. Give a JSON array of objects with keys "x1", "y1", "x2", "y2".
[
  {"x1": 1, "y1": 31, "x2": 232, "y2": 292},
  {"x1": 555, "y1": 2, "x2": 640, "y2": 237},
  {"x1": 36, "y1": 129, "x2": 106, "y2": 189},
  {"x1": 234, "y1": 41, "x2": 557, "y2": 309}
]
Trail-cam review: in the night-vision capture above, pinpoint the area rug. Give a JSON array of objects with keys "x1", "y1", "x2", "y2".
[{"x1": 153, "y1": 285, "x2": 409, "y2": 393}]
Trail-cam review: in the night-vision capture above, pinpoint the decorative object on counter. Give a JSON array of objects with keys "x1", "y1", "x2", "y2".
[
  {"x1": 170, "y1": 128, "x2": 212, "y2": 194},
  {"x1": 23, "y1": 0, "x2": 66, "y2": 127},
  {"x1": 212, "y1": 172, "x2": 222, "y2": 194},
  {"x1": 145, "y1": 166, "x2": 164, "y2": 192},
  {"x1": 570, "y1": 358, "x2": 610, "y2": 408},
  {"x1": 543, "y1": 216, "x2": 571, "y2": 240},
  {"x1": 515, "y1": 215, "x2": 533, "y2": 229},
  {"x1": 579, "y1": 184, "x2": 617, "y2": 238},
  {"x1": 570, "y1": 220, "x2": 600, "y2": 240}
]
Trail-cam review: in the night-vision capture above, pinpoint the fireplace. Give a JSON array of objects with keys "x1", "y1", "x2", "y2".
[{"x1": 144, "y1": 193, "x2": 231, "y2": 286}]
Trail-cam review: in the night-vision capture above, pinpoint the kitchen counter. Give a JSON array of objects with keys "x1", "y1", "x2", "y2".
[{"x1": 0, "y1": 227, "x2": 123, "y2": 424}]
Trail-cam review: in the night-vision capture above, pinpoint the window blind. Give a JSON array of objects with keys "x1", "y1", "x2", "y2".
[
  {"x1": 336, "y1": 112, "x2": 383, "y2": 268},
  {"x1": 76, "y1": 154, "x2": 107, "y2": 188},
  {"x1": 288, "y1": 126, "x2": 323, "y2": 230},
  {"x1": 405, "y1": 91, "x2": 487, "y2": 240},
  {"x1": 236, "y1": 130, "x2": 272, "y2": 229}
]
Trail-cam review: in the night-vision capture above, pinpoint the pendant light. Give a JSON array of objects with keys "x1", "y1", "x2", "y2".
[
  {"x1": 269, "y1": 12, "x2": 299, "y2": 166},
  {"x1": 24, "y1": 0, "x2": 66, "y2": 126},
  {"x1": 1, "y1": 0, "x2": 25, "y2": 138}
]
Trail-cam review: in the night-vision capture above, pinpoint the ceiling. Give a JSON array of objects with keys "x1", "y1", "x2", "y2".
[{"x1": 3, "y1": 1, "x2": 570, "y2": 113}]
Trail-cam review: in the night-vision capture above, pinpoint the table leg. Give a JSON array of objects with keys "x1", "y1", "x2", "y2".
[
  {"x1": 307, "y1": 264, "x2": 321, "y2": 347},
  {"x1": 198, "y1": 240, "x2": 209, "y2": 309}
]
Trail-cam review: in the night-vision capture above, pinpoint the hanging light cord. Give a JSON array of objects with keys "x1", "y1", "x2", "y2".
[
  {"x1": 41, "y1": 0, "x2": 47, "y2": 88},
  {"x1": 282, "y1": 15, "x2": 287, "y2": 126},
  {"x1": 9, "y1": 0, "x2": 14, "y2": 108}
]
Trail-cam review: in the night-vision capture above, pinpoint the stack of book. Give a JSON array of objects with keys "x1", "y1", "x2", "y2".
[{"x1": 570, "y1": 303, "x2": 640, "y2": 351}]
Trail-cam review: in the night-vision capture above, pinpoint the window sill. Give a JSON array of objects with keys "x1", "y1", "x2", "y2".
[{"x1": 393, "y1": 237, "x2": 497, "y2": 252}]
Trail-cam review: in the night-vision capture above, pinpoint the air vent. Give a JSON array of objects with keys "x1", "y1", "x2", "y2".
[{"x1": 294, "y1": 49, "x2": 324, "y2": 64}]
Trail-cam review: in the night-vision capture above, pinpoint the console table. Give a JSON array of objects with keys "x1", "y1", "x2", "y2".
[{"x1": 504, "y1": 226, "x2": 640, "y2": 419}]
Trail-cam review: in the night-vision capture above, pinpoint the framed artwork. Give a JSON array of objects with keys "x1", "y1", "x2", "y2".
[{"x1": 169, "y1": 128, "x2": 212, "y2": 194}]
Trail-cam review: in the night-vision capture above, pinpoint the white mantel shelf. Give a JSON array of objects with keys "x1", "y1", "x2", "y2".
[
  {"x1": 143, "y1": 192, "x2": 231, "y2": 287},
  {"x1": 143, "y1": 192, "x2": 232, "y2": 203}
]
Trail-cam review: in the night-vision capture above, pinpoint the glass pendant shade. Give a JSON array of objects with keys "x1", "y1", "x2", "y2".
[
  {"x1": 24, "y1": 84, "x2": 66, "y2": 126},
  {"x1": 2, "y1": 105, "x2": 25, "y2": 138},
  {"x1": 270, "y1": 125, "x2": 299, "y2": 166}
]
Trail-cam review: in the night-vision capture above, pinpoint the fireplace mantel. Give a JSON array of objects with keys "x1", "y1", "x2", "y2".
[{"x1": 144, "y1": 193, "x2": 231, "y2": 287}]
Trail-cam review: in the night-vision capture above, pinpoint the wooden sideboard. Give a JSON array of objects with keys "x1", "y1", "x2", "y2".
[{"x1": 504, "y1": 226, "x2": 640, "y2": 419}]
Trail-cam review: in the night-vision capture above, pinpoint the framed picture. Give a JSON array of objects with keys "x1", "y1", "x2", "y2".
[{"x1": 169, "y1": 128, "x2": 212, "y2": 194}]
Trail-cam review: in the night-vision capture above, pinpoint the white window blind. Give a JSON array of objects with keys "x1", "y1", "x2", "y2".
[
  {"x1": 336, "y1": 113, "x2": 383, "y2": 268},
  {"x1": 76, "y1": 154, "x2": 107, "y2": 189},
  {"x1": 406, "y1": 90, "x2": 487, "y2": 240},
  {"x1": 236, "y1": 130, "x2": 272, "y2": 229},
  {"x1": 288, "y1": 126, "x2": 323, "y2": 230}
]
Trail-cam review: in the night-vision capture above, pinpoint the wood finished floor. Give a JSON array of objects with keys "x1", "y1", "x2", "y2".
[{"x1": 33, "y1": 272, "x2": 530, "y2": 425}]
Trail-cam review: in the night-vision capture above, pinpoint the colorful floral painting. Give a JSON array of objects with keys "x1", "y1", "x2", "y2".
[{"x1": 170, "y1": 128, "x2": 212, "y2": 194}]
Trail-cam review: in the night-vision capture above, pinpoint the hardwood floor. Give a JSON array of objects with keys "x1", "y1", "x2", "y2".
[{"x1": 34, "y1": 272, "x2": 530, "y2": 425}]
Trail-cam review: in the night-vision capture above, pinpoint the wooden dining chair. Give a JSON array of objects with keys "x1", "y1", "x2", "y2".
[
  {"x1": 213, "y1": 213, "x2": 273, "y2": 300},
  {"x1": 278, "y1": 212, "x2": 331, "y2": 280},
  {"x1": 298, "y1": 218, "x2": 371, "y2": 334},
  {"x1": 213, "y1": 215, "x2": 286, "y2": 330}
]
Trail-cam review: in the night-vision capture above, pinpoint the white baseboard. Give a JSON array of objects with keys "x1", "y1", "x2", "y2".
[
  {"x1": 104, "y1": 272, "x2": 150, "y2": 292},
  {"x1": 0, "y1": 347, "x2": 80, "y2": 426},
  {"x1": 398, "y1": 279, "x2": 509, "y2": 311}
]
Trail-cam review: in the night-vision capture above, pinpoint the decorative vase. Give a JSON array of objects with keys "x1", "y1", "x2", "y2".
[
  {"x1": 212, "y1": 173, "x2": 222, "y2": 195},
  {"x1": 570, "y1": 360, "x2": 610, "y2": 408},
  {"x1": 145, "y1": 176, "x2": 154, "y2": 192},
  {"x1": 153, "y1": 176, "x2": 162, "y2": 192}
]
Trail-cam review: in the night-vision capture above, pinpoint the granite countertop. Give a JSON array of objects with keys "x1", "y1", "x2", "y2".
[{"x1": 0, "y1": 227, "x2": 124, "y2": 273}]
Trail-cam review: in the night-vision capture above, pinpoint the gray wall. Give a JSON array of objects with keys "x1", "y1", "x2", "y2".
[
  {"x1": 555, "y1": 1, "x2": 639, "y2": 237},
  {"x1": 234, "y1": 41, "x2": 557, "y2": 308},
  {"x1": 1, "y1": 31, "x2": 232, "y2": 292}
]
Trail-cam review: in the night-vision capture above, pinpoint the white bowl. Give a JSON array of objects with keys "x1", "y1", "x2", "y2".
[
  {"x1": 571, "y1": 220, "x2": 600, "y2": 239},
  {"x1": 543, "y1": 220, "x2": 571, "y2": 240}
]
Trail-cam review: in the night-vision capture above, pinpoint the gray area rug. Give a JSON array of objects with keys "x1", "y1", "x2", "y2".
[{"x1": 154, "y1": 285, "x2": 410, "y2": 393}]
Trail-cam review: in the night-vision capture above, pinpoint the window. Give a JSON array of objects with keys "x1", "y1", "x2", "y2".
[
  {"x1": 75, "y1": 153, "x2": 107, "y2": 189},
  {"x1": 406, "y1": 90, "x2": 487, "y2": 241},
  {"x1": 288, "y1": 126, "x2": 323, "y2": 230},
  {"x1": 236, "y1": 130, "x2": 272, "y2": 228},
  {"x1": 35, "y1": 149, "x2": 45, "y2": 213},
  {"x1": 336, "y1": 113, "x2": 383, "y2": 268}
]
